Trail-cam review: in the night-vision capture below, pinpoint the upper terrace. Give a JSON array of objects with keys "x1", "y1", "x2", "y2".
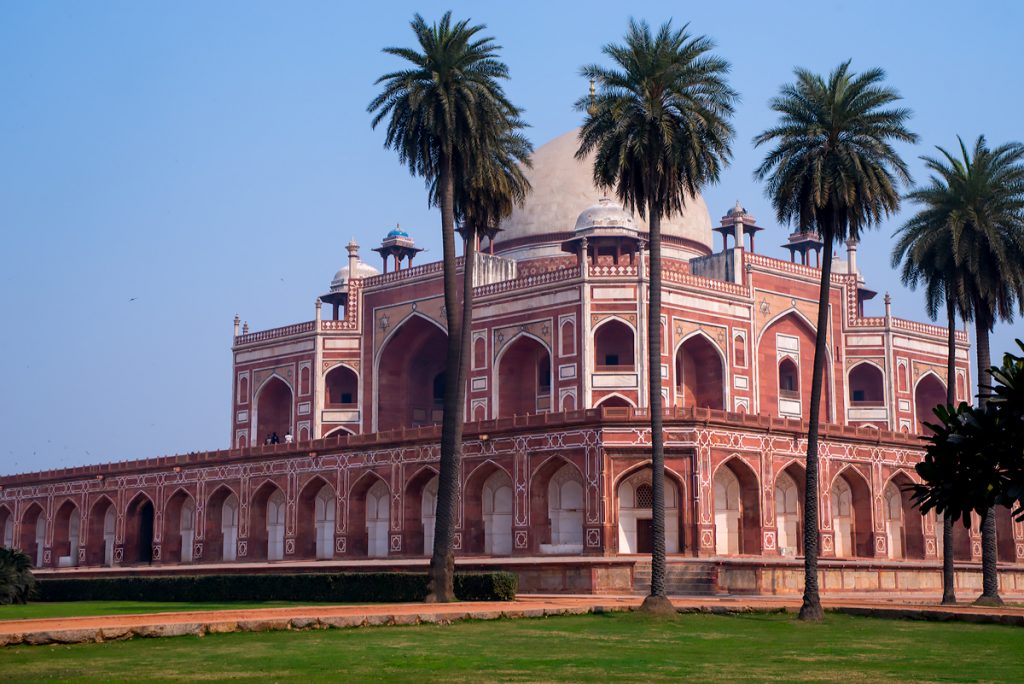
[{"x1": 234, "y1": 247, "x2": 967, "y2": 349}]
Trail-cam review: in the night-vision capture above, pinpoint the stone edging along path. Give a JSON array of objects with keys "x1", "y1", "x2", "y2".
[
  {"x1": 3, "y1": 597, "x2": 1023, "y2": 648},
  {"x1": 0, "y1": 599, "x2": 629, "y2": 648}
]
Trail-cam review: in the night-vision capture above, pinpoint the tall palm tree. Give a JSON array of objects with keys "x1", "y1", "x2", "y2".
[
  {"x1": 892, "y1": 203, "x2": 972, "y2": 605},
  {"x1": 755, "y1": 62, "x2": 916, "y2": 621},
  {"x1": 577, "y1": 19, "x2": 736, "y2": 613},
  {"x1": 904, "y1": 137, "x2": 1024, "y2": 605},
  {"x1": 369, "y1": 12, "x2": 524, "y2": 602}
]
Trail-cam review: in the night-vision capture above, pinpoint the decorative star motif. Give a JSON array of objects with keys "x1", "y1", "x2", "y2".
[
  {"x1": 440, "y1": 305, "x2": 446, "y2": 318},
  {"x1": 540, "y1": 325, "x2": 549, "y2": 336},
  {"x1": 496, "y1": 332, "x2": 505, "y2": 343},
  {"x1": 759, "y1": 299, "x2": 771, "y2": 316},
  {"x1": 379, "y1": 314, "x2": 390, "y2": 331},
  {"x1": 411, "y1": 302, "x2": 417, "y2": 311}
]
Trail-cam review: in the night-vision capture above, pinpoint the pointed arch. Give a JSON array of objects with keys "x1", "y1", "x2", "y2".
[
  {"x1": 595, "y1": 393, "x2": 635, "y2": 408},
  {"x1": 375, "y1": 312, "x2": 449, "y2": 431},
  {"x1": 847, "y1": 360, "x2": 886, "y2": 406},
  {"x1": 0, "y1": 504, "x2": 13, "y2": 549},
  {"x1": 463, "y1": 460, "x2": 513, "y2": 554},
  {"x1": 20, "y1": 502, "x2": 45, "y2": 567},
  {"x1": 530, "y1": 456, "x2": 585, "y2": 553},
  {"x1": 758, "y1": 309, "x2": 833, "y2": 421},
  {"x1": 830, "y1": 466, "x2": 873, "y2": 558},
  {"x1": 85, "y1": 495, "x2": 116, "y2": 565},
  {"x1": 253, "y1": 374, "x2": 294, "y2": 445},
  {"x1": 775, "y1": 462, "x2": 806, "y2": 556},
  {"x1": 324, "y1": 364, "x2": 359, "y2": 407},
  {"x1": 593, "y1": 317, "x2": 637, "y2": 370},
  {"x1": 404, "y1": 465, "x2": 440, "y2": 557},
  {"x1": 296, "y1": 475, "x2": 335, "y2": 560},
  {"x1": 712, "y1": 457, "x2": 761, "y2": 555},
  {"x1": 53, "y1": 499, "x2": 81, "y2": 567},
  {"x1": 675, "y1": 330, "x2": 728, "y2": 410},
  {"x1": 348, "y1": 470, "x2": 391, "y2": 557},
  {"x1": 913, "y1": 371, "x2": 947, "y2": 435},
  {"x1": 615, "y1": 463, "x2": 684, "y2": 554},
  {"x1": 163, "y1": 488, "x2": 196, "y2": 563},
  {"x1": 205, "y1": 484, "x2": 239, "y2": 562},
  {"x1": 882, "y1": 470, "x2": 924, "y2": 560},
  {"x1": 124, "y1": 492, "x2": 155, "y2": 565},
  {"x1": 248, "y1": 480, "x2": 285, "y2": 561},
  {"x1": 494, "y1": 331, "x2": 552, "y2": 418}
]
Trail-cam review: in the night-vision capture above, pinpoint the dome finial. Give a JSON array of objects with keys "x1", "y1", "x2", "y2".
[{"x1": 587, "y1": 78, "x2": 597, "y2": 116}]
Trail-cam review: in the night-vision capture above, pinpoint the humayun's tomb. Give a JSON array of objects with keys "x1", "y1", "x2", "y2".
[{"x1": 3, "y1": 130, "x2": 1023, "y2": 596}]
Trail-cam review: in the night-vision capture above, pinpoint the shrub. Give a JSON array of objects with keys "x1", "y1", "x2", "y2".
[
  {"x1": 0, "y1": 547, "x2": 36, "y2": 605},
  {"x1": 35, "y1": 571, "x2": 517, "y2": 603}
]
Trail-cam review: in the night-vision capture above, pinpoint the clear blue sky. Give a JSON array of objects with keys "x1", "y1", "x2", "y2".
[{"x1": 1, "y1": 1, "x2": 1021, "y2": 473}]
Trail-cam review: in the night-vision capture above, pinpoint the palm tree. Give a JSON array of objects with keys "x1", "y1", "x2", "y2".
[
  {"x1": 369, "y1": 12, "x2": 524, "y2": 602},
  {"x1": 902, "y1": 137, "x2": 1024, "y2": 605},
  {"x1": 892, "y1": 199, "x2": 972, "y2": 605},
  {"x1": 577, "y1": 19, "x2": 736, "y2": 613},
  {"x1": 755, "y1": 62, "x2": 916, "y2": 621}
]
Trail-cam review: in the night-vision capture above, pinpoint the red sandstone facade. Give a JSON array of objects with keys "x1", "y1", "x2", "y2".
[{"x1": 2, "y1": 130, "x2": 1022, "y2": 577}]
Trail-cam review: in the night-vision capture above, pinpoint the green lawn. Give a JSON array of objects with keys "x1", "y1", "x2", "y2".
[
  {"x1": 0, "y1": 601, "x2": 313, "y2": 621},
  {"x1": 2, "y1": 611, "x2": 1022, "y2": 682}
]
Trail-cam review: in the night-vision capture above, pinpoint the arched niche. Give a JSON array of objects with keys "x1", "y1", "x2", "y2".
[
  {"x1": 124, "y1": 494, "x2": 155, "y2": 565},
  {"x1": 249, "y1": 481, "x2": 285, "y2": 561},
  {"x1": 676, "y1": 333, "x2": 725, "y2": 410},
  {"x1": 775, "y1": 464, "x2": 805, "y2": 557},
  {"x1": 830, "y1": 469, "x2": 873, "y2": 558},
  {"x1": 848, "y1": 362, "x2": 885, "y2": 406},
  {"x1": 376, "y1": 315, "x2": 448, "y2": 430},
  {"x1": 163, "y1": 490, "x2": 196, "y2": 564},
  {"x1": 255, "y1": 376, "x2": 293, "y2": 444},
  {"x1": 325, "y1": 365, "x2": 358, "y2": 407},
  {"x1": 496, "y1": 335, "x2": 551, "y2": 417},
  {"x1": 712, "y1": 459, "x2": 761, "y2": 555},
  {"x1": 19, "y1": 504, "x2": 45, "y2": 567},
  {"x1": 296, "y1": 477, "x2": 336, "y2": 560},
  {"x1": 463, "y1": 462, "x2": 513, "y2": 555},
  {"x1": 884, "y1": 472, "x2": 924, "y2": 560},
  {"x1": 204, "y1": 486, "x2": 239, "y2": 562},
  {"x1": 52, "y1": 500, "x2": 80, "y2": 567},
  {"x1": 348, "y1": 473, "x2": 390, "y2": 557},
  {"x1": 529, "y1": 458, "x2": 584, "y2": 554},
  {"x1": 914, "y1": 373, "x2": 947, "y2": 435},
  {"x1": 403, "y1": 468, "x2": 439, "y2": 557},
  {"x1": 616, "y1": 467, "x2": 681, "y2": 554},
  {"x1": 594, "y1": 319, "x2": 635, "y2": 370}
]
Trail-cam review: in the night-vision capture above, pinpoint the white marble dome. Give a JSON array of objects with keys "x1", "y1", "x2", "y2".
[
  {"x1": 330, "y1": 262, "x2": 380, "y2": 292},
  {"x1": 574, "y1": 197, "x2": 636, "y2": 232},
  {"x1": 496, "y1": 129, "x2": 714, "y2": 253}
]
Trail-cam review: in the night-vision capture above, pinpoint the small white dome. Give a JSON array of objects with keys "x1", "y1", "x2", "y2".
[
  {"x1": 574, "y1": 197, "x2": 636, "y2": 232},
  {"x1": 330, "y1": 262, "x2": 380, "y2": 291}
]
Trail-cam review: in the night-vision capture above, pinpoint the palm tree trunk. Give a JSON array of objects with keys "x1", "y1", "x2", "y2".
[
  {"x1": 941, "y1": 295, "x2": 957, "y2": 605},
  {"x1": 973, "y1": 310, "x2": 1003, "y2": 606},
  {"x1": 427, "y1": 153, "x2": 464, "y2": 603},
  {"x1": 640, "y1": 197, "x2": 674, "y2": 615},
  {"x1": 798, "y1": 223, "x2": 834, "y2": 622}
]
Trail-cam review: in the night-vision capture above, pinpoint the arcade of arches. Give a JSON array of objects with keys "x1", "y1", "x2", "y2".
[{"x1": 5, "y1": 427, "x2": 1021, "y2": 568}]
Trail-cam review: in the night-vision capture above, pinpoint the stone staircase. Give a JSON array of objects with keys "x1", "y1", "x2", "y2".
[{"x1": 632, "y1": 560, "x2": 719, "y2": 596}]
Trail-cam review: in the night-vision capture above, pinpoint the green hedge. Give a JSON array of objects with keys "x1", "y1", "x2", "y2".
[{"x1": 35, "y1": 571, "x2": 517, "y2": 603}]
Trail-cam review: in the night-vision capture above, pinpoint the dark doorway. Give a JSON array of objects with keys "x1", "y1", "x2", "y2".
[{"x1": 636, "y1": 519, "x2": 654, "y2": 553}]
